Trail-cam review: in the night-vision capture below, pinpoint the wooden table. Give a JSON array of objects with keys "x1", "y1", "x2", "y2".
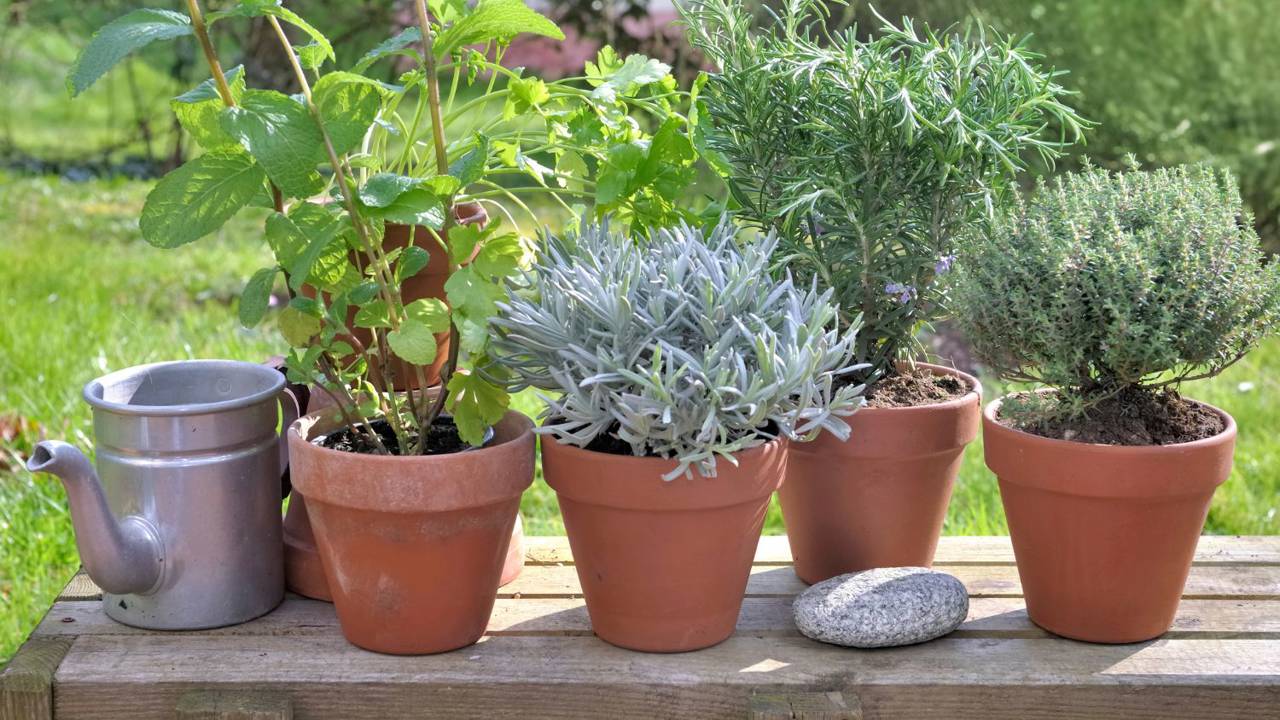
[{"x1": 3, "y1": 536, "x2": 1279, "y2": 719}]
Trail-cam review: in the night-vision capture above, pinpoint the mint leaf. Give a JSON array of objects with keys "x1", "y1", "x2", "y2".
[
  {"x1": 67, "y1": 8, "x2": 192, "y2": 97},
  {"x1": 353, "y1": 27, "x2": 421, "y2": 74},
  {"x1": 446, "y1": 370, "x2": 509, "y2": 446},
  {"x1": 368, "y1": 188, "x2": 447, "y2": 229},
  {"x1": 221, "y1": 90, "x2": 326, "y2": 198},
  {"x1": 314, "y1": 72, "x2": 386, "y2": 156},
  {"x1": 354, "y1": 300, "x2": 391, "y2": 329},
  {"x1": 239, "y1": 267, "x2": 278, "y2": 328},
  {"x1": 208, "y1": 1, "x2": 334, "y2": 65},
  {"x1": 435, "y1": 0, "x2": 564, "y2": 58},
  {"x1": 140, "y1": 152, "x2": 265, "y2": 248},
  {"x1": 172, "y1": 66, "x2": 246, "y2": 152},
  {"x1": 396, "y1": 246, "x2": 431, "y2": 282},
  {"x1": 387, "y1": 320, "x2": 438, "y2": 365},
  {"x1": 405, "y1": 298, "x2": 450, "y2": 333},
  {"x1": 450, "y1": 136, "x2": 489, "y2": 187},
  {"x1": 359, "y1": 173, "x2": 420, "y2": 208}
]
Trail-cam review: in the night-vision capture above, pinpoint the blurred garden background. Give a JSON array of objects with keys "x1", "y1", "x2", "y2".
[{"x1": 3, "y1": 0, "x2": 1280, "y2": 661}]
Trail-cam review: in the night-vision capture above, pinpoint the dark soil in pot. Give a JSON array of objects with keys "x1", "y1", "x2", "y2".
[
  {"x1": 315, "y1": 416, "x2": 470, "y2": 456},
  {"x1": 863, "y1": 366, "x2": 972, "y2": 408},
  {"x1": 997, "y1": 387, "x2": 1225, "y2": 445}
]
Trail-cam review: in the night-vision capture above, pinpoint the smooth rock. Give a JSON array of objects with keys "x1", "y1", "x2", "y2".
[{"x1": 793, "y1": 566, "x2": 969, "y2": 648}]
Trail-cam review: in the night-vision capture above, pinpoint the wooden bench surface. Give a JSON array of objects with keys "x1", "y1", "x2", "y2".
[{"x1": 3, "y1": 536, "x2": 1279, "y2": 719}]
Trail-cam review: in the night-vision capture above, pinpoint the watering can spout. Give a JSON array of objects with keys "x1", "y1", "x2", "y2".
[{"x1": 28, "y1": 440, "x2": 163, "y2": 596}]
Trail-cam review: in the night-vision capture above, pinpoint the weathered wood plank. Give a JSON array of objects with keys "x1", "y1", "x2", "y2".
[
  {"x1": 524, "y1": 535, "x2": 1280, "y2": 567},
  {"x1": 0, "y1": 636, "x2": 73, "y2": 720},
  {"x1": 58, "y1": 536, "x2": 1280, "y2": 601},
  {"x1": 50, "y1": 636, "x2": 1280, "y2": 720},
  {"x1": 749, "y1": 691, "x2": 862, "y2": 719},
  {"x1": 35, "y1": 597, "x2": 1280, "y2": 641},
  {"x1": 175, "y1": 691, "x2": 292, "y2": 720},
  {"x1": 500, "y1": 563, "x2": 1280, "y2": 600}
]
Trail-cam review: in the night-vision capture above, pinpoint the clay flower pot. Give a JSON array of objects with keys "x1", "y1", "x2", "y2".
[
  {"x1": 283, "y1": 382, "x2": 526, "y2": 600},
  {"x1": 984, "y1": 396, "x2": 1236, "y2": 643},
  {"x1": 289, "y1": 410, "x2": 534, "y2": 655},
  {"x1": 542, "y1": 436, "x2": 788, "y2": 653},
  {"x1": 779, "y1": 363, "x2": 981, "y2": 583}
]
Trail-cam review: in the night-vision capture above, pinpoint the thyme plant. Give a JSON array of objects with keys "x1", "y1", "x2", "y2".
[
  {"x1": 954, "y1": 162, "x2": 1280, "y2": 425},
  {"x1": 681, "y1": 0, "x2": 1089, "y2": 385},
  {"x1": 68, "y1": 0, "x2": 699, "y2": 453},
  {"x1": 489, "y1": 220, "x2": 866, "y2": 480}
]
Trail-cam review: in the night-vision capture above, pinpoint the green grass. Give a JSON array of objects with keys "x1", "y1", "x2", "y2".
[{"x1": 2, "y1": 174, "x2": 1279, "y2": 664}]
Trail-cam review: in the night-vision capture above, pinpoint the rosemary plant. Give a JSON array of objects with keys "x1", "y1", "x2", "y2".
[{"x1": 681, "y1": 0, "x2": 1090, "y2": 386}]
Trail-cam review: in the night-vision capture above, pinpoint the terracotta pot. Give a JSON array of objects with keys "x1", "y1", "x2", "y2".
[
  {"x1": 289, "y1": 410, "x2": 534, "y2": 654},
  {"x1": 543, "y1": 436, "x2": 787, "y2": 653},
  {"x1": 779, "y1": 363, "x2": 981, "y2": 583},
  {"x1": 984, "y1": 396, "x2": 1236, "y2": 643},
  {"x1": 286, "y1": 386, "x2": 526, "y2": 601}
]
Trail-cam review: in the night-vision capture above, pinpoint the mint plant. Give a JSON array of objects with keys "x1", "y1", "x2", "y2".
[
  {"x1": 681, "y1": 0, "x2": 1089, "y2": 387},
  {"x1": 489, "y1": 220, "x2": 866, "y2": 480},
  {"x1": 954, "y1": 162, "x2": 1280, "y2": 426},
  {"x1": 68, "y1": 0, "x2": 699, "y2": 454}
]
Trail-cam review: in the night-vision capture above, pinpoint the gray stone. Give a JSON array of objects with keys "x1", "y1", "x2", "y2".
[{"x1": 793, "y1": 567, "x2": 969, "y2": 648}]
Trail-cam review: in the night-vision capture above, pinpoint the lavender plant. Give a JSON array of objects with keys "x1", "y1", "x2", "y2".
[
  {"x1": 489, "y1": 220, "x2": 866, "y2": 480},
  {"x1": 954, "y1": 162, "x2": 1280, "y2": 425},
  {"x1": 681, "y1": 0, "x2": 1089, "y2": 387}
]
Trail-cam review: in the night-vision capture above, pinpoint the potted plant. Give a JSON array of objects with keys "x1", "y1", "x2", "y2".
[
  {"x1": 953, "y1": 163, "x2": 1280, "y2": 643},
  {"x1": 489, "y1": 220, "x2": 864, "y2": 652},
  {"x1": 680, "y1": 0, "x2": 1089, "y2": 582},
  {"x1": 66, "y1": 0, "x2": 699, "y2": 654}
]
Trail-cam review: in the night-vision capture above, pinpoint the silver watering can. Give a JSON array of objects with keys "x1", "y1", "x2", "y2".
[{"x1": 27, "y1": 360, "x2": 300, "y2": 630}]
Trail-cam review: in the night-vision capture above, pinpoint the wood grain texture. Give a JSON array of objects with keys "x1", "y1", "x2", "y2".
[
  {"x1": 34, "y1": 597, "x2": 1280, "y2": 640},
  {"x1": 175, "y1": 691, "x2": 292, "y2": 720},
  {"x1": 34, "y1": 536, "x2": 1280, "y2": 720},
  {"x1": 1, "y1": 636, "x2": 72, "y2": 720}
]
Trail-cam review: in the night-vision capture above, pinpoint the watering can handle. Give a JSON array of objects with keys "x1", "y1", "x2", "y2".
[{"x1": 264, "y1": 358, "x2": 310, "y2": 500}]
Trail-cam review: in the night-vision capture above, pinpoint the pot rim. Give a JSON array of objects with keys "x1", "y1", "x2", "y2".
[
  {"x1": 857, "y1": 362, "x2": 983, "y2": 415},
  {"x1": 290, "y1": 408, "x2": 532, "y2": 463},
  {"x1": 83, "y1": 359, "x2": 285, "y2": 417},
  {"x1": 983, "y1": 392, "x2": 1238, "y2": 454}
]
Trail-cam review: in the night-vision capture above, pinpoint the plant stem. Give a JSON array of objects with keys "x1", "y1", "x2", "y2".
[
  {"x1": 184, "y1": 0, "x2": 235, "y2": 107},
  {"x1": 414, "y1": 0, "x2": 450, "y2": 176}
]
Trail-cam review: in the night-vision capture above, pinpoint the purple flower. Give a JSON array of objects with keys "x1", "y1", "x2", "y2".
[
  {"x1": 885, "y1": 282, "x2": 916, "y2": 304},
  {"x1": 934, "y1": 254, "x2": 957, "y2": 276}
]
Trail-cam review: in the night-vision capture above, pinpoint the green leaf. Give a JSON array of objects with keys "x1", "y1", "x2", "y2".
[
  {"x1": 449, "y1": 136, "x2": 489, "y2": 187},
  {"x1": 435, "y1": 0, "x2": 564, "y2": 58},
  {"x1": 353, "y1": 299, "x2": 391, "y2": 329},
  {"x1": 221, "y1": 90, "x2": 326, "y2": 198},
  {"x1": 589, "y1": 53, "x2": 671, "y2": 103},
  {"x1": 447, "y1": 224, "x2": 482, "y2": 264},
  {"x1": 555, "y1": 150, "x2": 589, "y2": 192},
  {"x1": 387, "y1": 320, "x2": 438, "y2": 365},
  {"x1": 267, "y1": 205, "x2": 357, "y2": 292},
  {"x1": 445, "y1": 265, "x2": 502, "y2": 320},
  {"x1": 358, "y1": 173, "x2": 420, "y2": 208},
  {"x1": 396, "y1": 246, "x2": 431, "y2": 282},
  {"x1": 368, "y1": 188, "x2": 447, "y2": 229},
  {"x1": 353, "y1": 27, "x2": 421, "y2": 74},
  {"x1": 172, "y1": 66, "x2": 246, "y2": 152},
  {"x1": 279, "y1": 305, "x2": 321, "y2": 346},
  {"x1": 208, "y1": 1, "x2": 334, "y2": 65},
  {"x1": 296, "y1": 42, "x2": 328, "y2": 71},
  {"x1": 314, "y1": 72, "x2": 386, "y2": 156},
  {"x1": 239, "y1": 267, "x2": 278, "y2": 327},
  {"x1": 347, "y1": 280, "x2": 381, "y2": 306},
  {"x1": 446, "y1": 370, "x2": 509, "y2": 446},
  {"x1": 504, "y1": 76, "x2": 550, "y2": 120},
  {"x1": 289, "y1": 295, "x2": 323, "y2": 317},
  {"x1": 472, "y1": 233, "x2": 522, "y2": 279},
  {"x1": 140, "y1": 152, "x2": 265, "y2": 248},
  {"x1": 405, "y1": 298, "x2": 451, "y2": 333},
  {"x1": 66, "y1": 8, "x2": 192, "y2": 97}
]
